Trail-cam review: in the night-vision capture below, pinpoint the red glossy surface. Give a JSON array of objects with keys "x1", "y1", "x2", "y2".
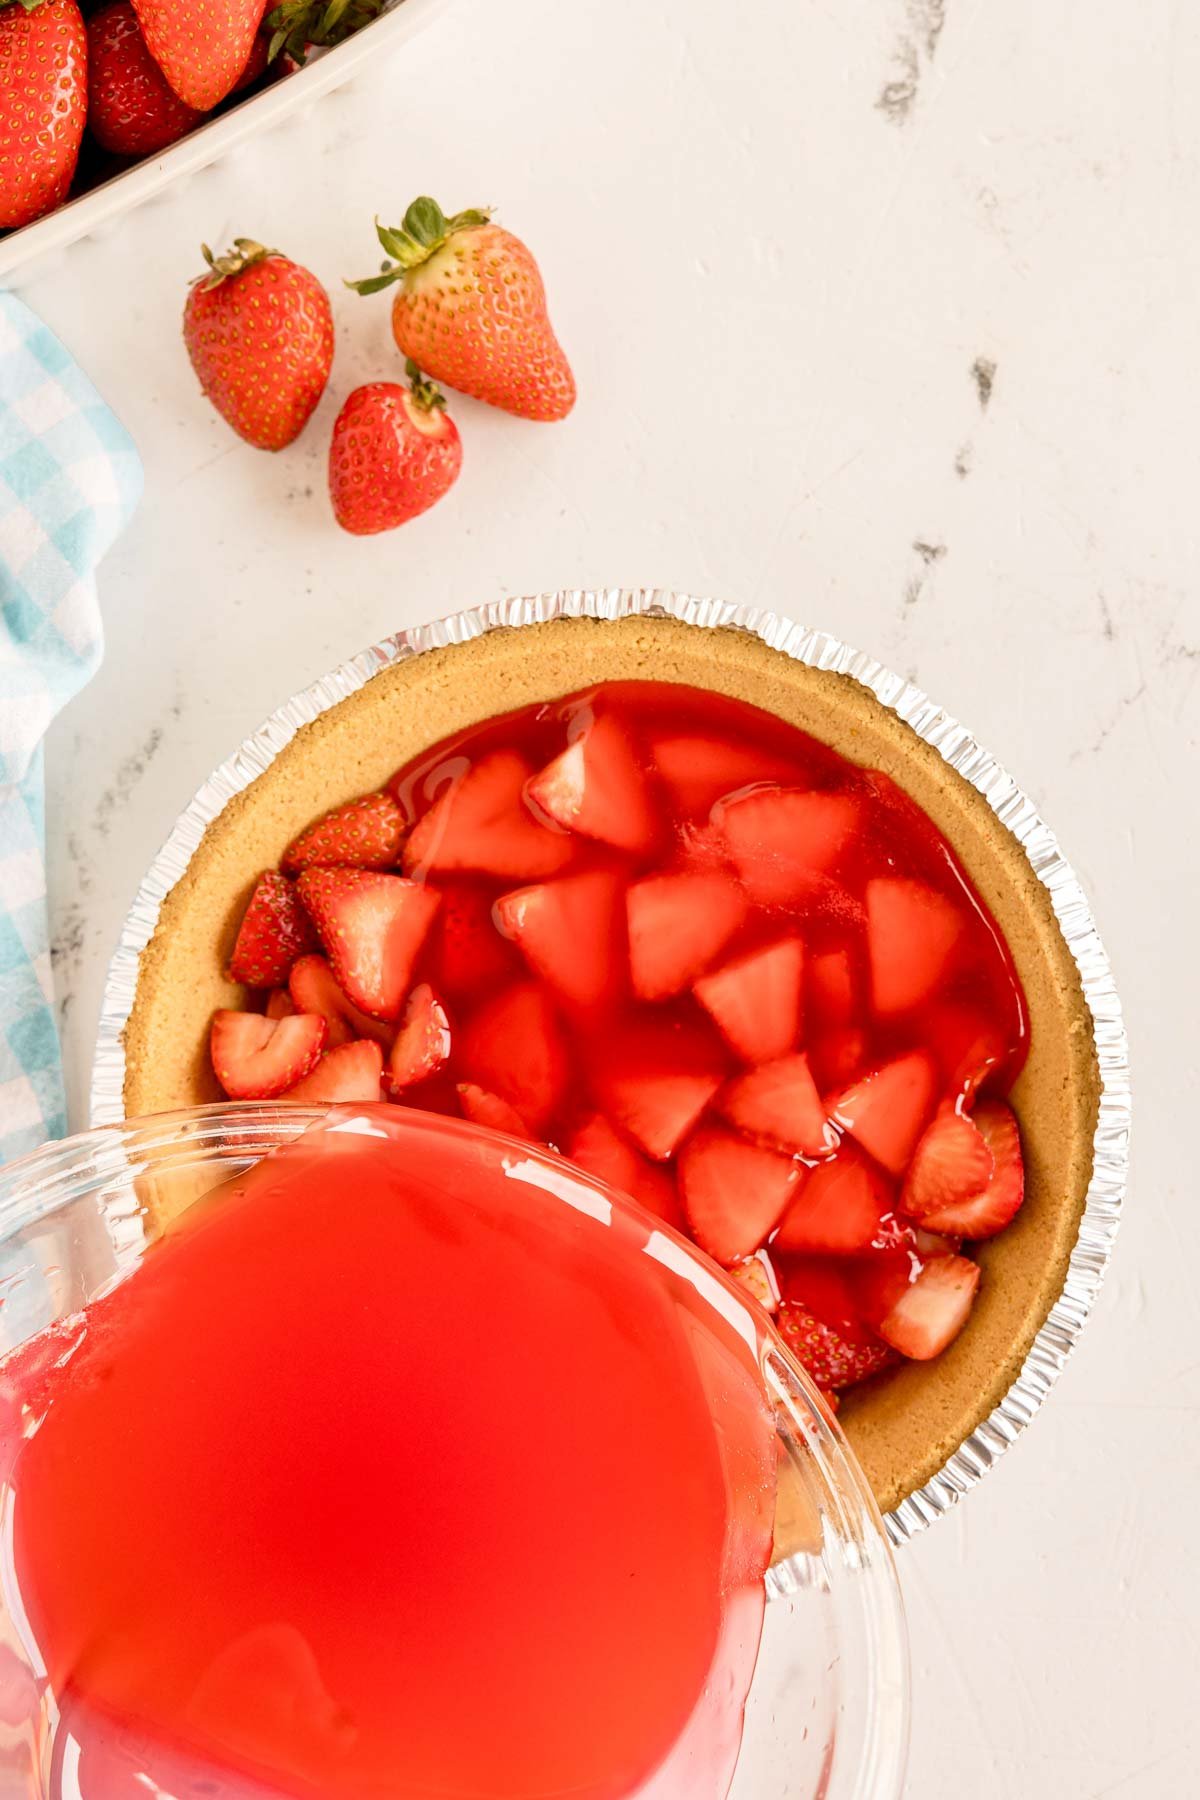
[
  {"x1": 381, "y1": 683, "x2": 1028, "y2": 1364},
  {"x1": 4, "y1": 1115, "x2": 776, "y2": 1797}
]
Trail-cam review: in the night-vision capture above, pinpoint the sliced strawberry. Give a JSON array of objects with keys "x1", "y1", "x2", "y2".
[
  {"x1": 459, "y1": 981, "x2": 570, "y2": 1133},
  {"x1": 280, "y1": 1039, "x2": 384, "y2": 1104},
  {"x1": 853, "y1": 1246, "x2": 923, "y2": 1331},
  {"x1": 774, "y1": 1145, "x2": 894, "y2": 1254},
  {"x1": 404, "y1": 750, "x2": 574, "y2": 880},
  {"x1": 779, "y1": 1255, "x2": 865, "y2": 1329},
  {"x1": 457, "y1": 1083, "x2": 533, "y2": 1141},
  {"x1": 228, "y1": 872, "x2": 318, "y2": 988},
  {"x1": 426, "y1": 881, "x2": 522, "y2": 1002},
  {"x1": 806, "y1": 945, "x2": 858, "y2": 1032},
  {"x1": 589, "y1": 1014, "x2": 727, "y2": 1161},
  {"x1": 719, "y1": 1052, "x2": 832, "y2": 1157},
  {"x1": 526, "y1": 714, "x2": 659, "y2": 855},
  {"x1": 911, "y1": 1101, "x2": 1024, "y2": 1239},
  {"x1": 678, "y1": 1126, "x2": 803, "y2": 1266},
  {"x1": 296, "y1": 870, "x2": 440, "y2": 1021},
  {"x1": 282, "y1": 791, "x2": 406, "y2": 874},
  {"x1": 925, "y1": 1000, "x2": 1014, "y2": 1101},
  {"x1": 288, "y1": 954, "x2": 394, "y2": 1049},
  {"x1": 729, "y1": 1250, "x2": 780, "y2": 1313},
  {"x1": 866, "y1": 878, "x2": 966, "y2": 1017},
  {"x1": 649, "y1": 733, "x2": 800, "y2": 817},
  {"x1": 210, "y1": 1009, "x2": 326, "y2": 1100},
  {"x1": 627, "y1": 871, "x2": 748, "y2": 1002},
  {"x1": 808, "y1": 1027, "x2": 869, "y2": 1091},
  {"x1": 901, "y1": 1109, "x2": 994, "y2": 1218},
  {"x1": 265, "y1": 988, "x2": 295, "y2": 1020},
  {"x1": 776, "y1": 1302, "x2": 897, "y2": 1391},
  {"x1": 495, "y1": 870, "x2": 625, "y2": 1012},
  {"x1": 913, "y1": 1227, "x2": 963, "y2": 1258},
  {"x1": 829, "y1": 1050, "x2": 938, "y2": 1177},
  {"x1": 386, "y1": 984, "x2": 451, "y2": 1091},
  {"x1": 564, "y1": 1113, "x2": 683, "y2": 1227},
  {"x1": 693, "y1": 936, "x2": 804, "y2": 1064},
  {"x1": 875, "y1": 1253, "x2": 980, "y2": 1360},
  {"x1": 675, "y1": 819, "x2": 734, "y2": 876},
  {"x1": 714, "y1": 787, "x2": 859, "y2": 903}
]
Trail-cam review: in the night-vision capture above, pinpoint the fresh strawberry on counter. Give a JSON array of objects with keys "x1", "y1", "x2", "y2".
[
  {"x1": 183, "y1": 237, "x2": 334, "y2": 450},
  {"x1": 328, "y1": 362, "x2": 462, "y2": 535},
  {"x1": 349, "y1": 197, "x2": 576, "y2": 422}
]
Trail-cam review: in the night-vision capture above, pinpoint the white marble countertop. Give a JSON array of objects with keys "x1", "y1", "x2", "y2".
[{"x1": 18, "y1": 0, "x2": 1197, "y2": 1791}]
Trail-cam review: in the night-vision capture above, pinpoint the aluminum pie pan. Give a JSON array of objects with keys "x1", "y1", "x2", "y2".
[{"x1": 90, "y1": 588, "x2": 1130, "y2": 1546}]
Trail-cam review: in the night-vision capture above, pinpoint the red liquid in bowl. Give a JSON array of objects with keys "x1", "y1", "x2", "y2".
[{"x1": 1, "y1": 1115, "x2": 777, "y2": 1798}]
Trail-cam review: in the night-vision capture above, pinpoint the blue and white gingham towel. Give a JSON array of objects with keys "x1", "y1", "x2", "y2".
[{"x1": 0, "y1": 295, "x2": 142, "y2": 1166}]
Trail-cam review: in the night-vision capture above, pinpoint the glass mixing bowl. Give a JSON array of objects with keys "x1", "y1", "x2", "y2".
[{"x1": 0, "y1": 1104, "x2": 909, "y2": 1799}]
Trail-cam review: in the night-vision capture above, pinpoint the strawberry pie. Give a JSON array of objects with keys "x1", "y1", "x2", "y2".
[{"x1": 122, "y1": 614, "x2": 1100, "y2": 1514}]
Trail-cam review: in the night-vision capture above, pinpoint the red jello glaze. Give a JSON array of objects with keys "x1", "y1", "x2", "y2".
[
  {"x1": 8, "y1": 1117, "x2": 777, "y2": 1797},
  {"x1": 213, "y1": 680, "x2": 1030, "y2": 1395}
]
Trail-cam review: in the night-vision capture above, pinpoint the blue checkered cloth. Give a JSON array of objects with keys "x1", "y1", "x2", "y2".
[{"x1": 0, "y1": 295, "x2": 142, "y2": 1166}]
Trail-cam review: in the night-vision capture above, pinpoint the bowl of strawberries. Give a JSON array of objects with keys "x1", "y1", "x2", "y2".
[{"x1": 0, "y1": 0, "x2": 445, "y2": 283}]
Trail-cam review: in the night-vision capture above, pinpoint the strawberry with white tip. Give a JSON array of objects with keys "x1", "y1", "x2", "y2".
[{"x1": 329, "y1": 362, "x2": 462, "y2": 536}]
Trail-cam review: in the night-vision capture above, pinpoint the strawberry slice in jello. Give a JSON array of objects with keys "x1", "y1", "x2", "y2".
[
  {"x1": 283, "y1": 792, "x2": 406, "y2": 874},
  {"x1": 297, "y1": 870, "x2": 440, "y2": 1021},
  {"x1": 527, "y1": 713, "x2": 659, "y2": 855},
  {"x1": 829, "y1": 1050, "x2": 938, "y2": 1178},
  {"x1": 776, "y1": 1258, "x2": 897, "y2": 1392},
  {"x1": 497, "y1": 870, "x2": 626, "y2": 1013},
  {"x1": 387, "y1": 984, "x2": 451, "y2": 1091},
  {"x1": 428, "y1": 882, "x2": 523, "y2": 1001},
  {"x1": 565, "y1": 1113, "x2": 683, "y2": 1226},
  {"x1": 228, "y1": 872, "x2": 318, "y2": 989},
  {"x1": 457, "y1": 1082, "x2": 535, "y2": 1140},
  {"x1": 866, "y1": 877, "x2": 967, "y2": 1017},
  {"x1": 714, "y1": 787, "x2": 859, "y2": 903},
  {"x1": 679, "y1": 1127, "x2": 803, "y2": 1266},
  {"x1": 288, "y1": 954, "x2": 394, "y2": 1048},
  {"x1": 648, "y1": 731, "x2": 801, "y2": 816},
  {"x1": 210, "y1": 1010, "x2": 326, "y2": 1099},
  {"x1": 404, "y1": 750, "x2": 575, "y2": 880},
  {"x1": 459, "y1": 981, "x2": 570, "y2": 1135},
  {"x1": 774, "y1": 1145, "x2": 894, "y2": 1256},
  {"x1": 627, "y1": 872, "x2": 747, "y2": 1002},
  {"x1": 281, "y1": 1039, "x2": 385, "y2": 1103},
  {"x1": 693, "y1": 936, "x2": 805, "y2": 1064},
  {"x1": 589, "y1": 1013, "x2": 727, "y2": 1161},
  {"x1": 719, "y1": 1052, "x2": 831, "y2": 1158}
]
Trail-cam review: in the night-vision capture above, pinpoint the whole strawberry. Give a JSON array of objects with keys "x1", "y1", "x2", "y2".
[
  {"x1": 183, "y1": 238, "x2": 334, "y2": 451},
  {"x1": 0, "y1": 0, "x2": 86, "y2": 230},
  {"x1": 88, "y1": 1, "x2": 204, "y2": 156},
  {"x1": 132, "y1": 0, "x2": 261, "y2": 109},
  {"x1": 349, "y1": 198, "x2": 576, "y2": 422},
  {"x1": 329, "y1": 362, "x2": 462, "y2": 536}
]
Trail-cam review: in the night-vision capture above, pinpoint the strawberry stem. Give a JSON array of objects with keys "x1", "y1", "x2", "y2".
[
  {"x1": 405, "y1": 359, "x2": 446, "y2": 413},
  {"x1": 265, "y1": 0, "x2": 385, "y2": 65},
  {"x1": 195, "y1": 238, "x2": 278, "y2": 290},
  {"x1": 345, "y1": 198, "x2": 491, "y2": 295}
]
